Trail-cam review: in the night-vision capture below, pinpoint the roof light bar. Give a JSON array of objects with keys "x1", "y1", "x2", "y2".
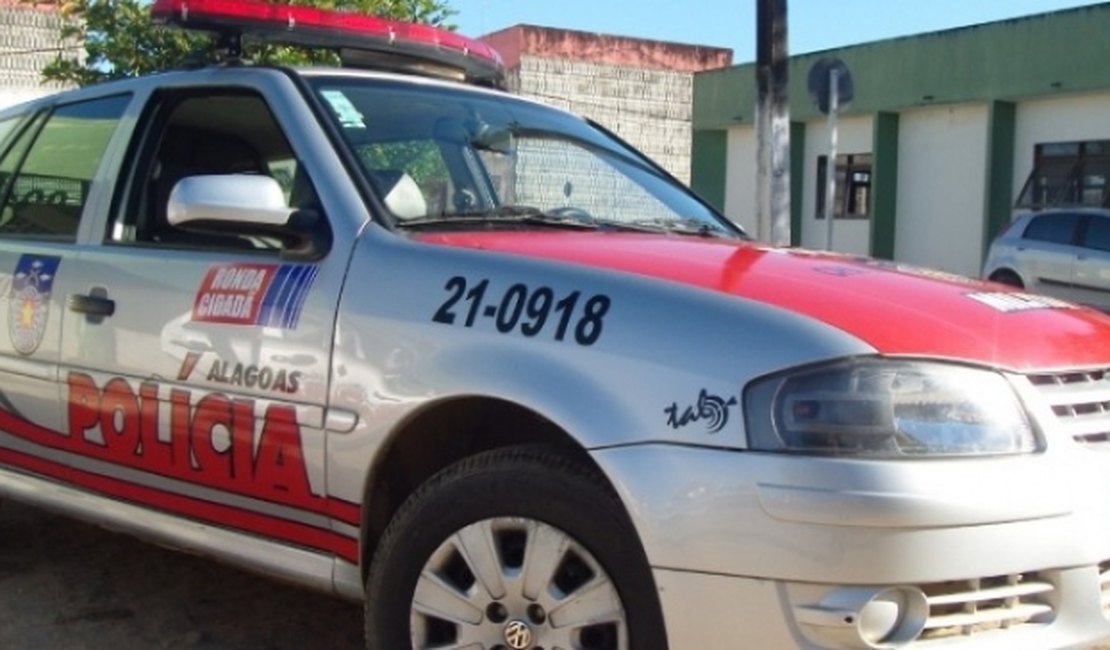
[{"x1": 150, "y1": 0, "x2": 505, "y2": 88}]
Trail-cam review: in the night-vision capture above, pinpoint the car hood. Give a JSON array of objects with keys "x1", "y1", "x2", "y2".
[{"x1": 415, "y1": 230, "x2": 1110, "y2": 371}]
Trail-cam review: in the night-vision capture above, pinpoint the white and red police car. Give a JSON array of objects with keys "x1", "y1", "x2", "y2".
[{"x1": 2, "y1": 1, "x2": 1110, "y2": 648}]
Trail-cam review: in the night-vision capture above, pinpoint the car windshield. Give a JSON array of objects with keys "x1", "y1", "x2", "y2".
[{"x1": 307, "y1": 76, "x2": 744, "y2": 238}]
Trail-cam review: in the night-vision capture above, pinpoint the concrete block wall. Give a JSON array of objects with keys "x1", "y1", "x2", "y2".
[
  {"x1": 514, "y1": 55, "x2": 695, "y2": 183},
  {"x1": 482, "y1": 25, "x2": 732, "y2": 187},
  {"x1": 511, "y1": 138, "x2": 676, "y2": 223},
  {"x1": 0, "y1": 3, "x2": 74, "y2": 109}
]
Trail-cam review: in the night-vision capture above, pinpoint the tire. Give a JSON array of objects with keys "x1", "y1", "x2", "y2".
[
  {"x1": 365, "y1": 445, "x2": 667, "y2": 650},
  {"x1": 989, "y1": 269, "x2": 1024, "y2": 289}
]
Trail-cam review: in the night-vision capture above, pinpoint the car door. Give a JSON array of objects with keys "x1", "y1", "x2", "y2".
[
  {"x1": 0, "y1": 94, "x2": 131, "y2": 474},
  {"x1": 52, "y1": 80, "x2": 358, "y2": 563},
  {"x1": 1072, "y1": 213, "x2": 1110, "y2": 310},
  {"x1": 1019, "y1": 211, "x2": 1082, "y2": 302}
]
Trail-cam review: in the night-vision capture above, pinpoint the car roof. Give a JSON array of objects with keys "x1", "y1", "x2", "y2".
[{"x1": 0, "y1": 63, "x2": 559, "y2": 120}]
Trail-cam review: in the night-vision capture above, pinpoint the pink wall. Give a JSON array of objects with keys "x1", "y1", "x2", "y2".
[{"x1": 481, "y1": 25, "x2": 732, "y2": 73}]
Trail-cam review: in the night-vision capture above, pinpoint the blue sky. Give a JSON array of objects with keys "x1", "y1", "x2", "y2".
[{"x1": 452, "y1": 0, "x2": 1105, "y2": 63}]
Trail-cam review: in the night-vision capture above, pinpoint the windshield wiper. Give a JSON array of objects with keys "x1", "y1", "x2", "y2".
[
  {"x1": 395, "y1": 205, "x2": 599, "y2": 230},
  {"x1": 621, "y1": 218, "x2": 731, "y2": 238},
  {"x1": 395, "y1": 207, "x2": 732, "y2": 239}
]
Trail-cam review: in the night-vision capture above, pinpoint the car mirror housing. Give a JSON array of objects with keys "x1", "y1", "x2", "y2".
[
  {"x1": 167, "y1": 174, "x2": 293, "y2": 228},
  {"x1": 166, "y1": 174, "x2": 330, "y2": 259}
]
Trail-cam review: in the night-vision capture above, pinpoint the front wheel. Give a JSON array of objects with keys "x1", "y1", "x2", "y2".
[{"x1": 365, "y1": 445, "x2": 667, "y2": 650}]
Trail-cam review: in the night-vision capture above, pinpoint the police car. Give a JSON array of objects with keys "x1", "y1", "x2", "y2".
[{"x1": 2, "y1": 1, "x2": 1110, "y2": 648}]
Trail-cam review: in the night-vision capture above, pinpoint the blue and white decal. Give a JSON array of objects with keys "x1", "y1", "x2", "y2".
[
  {"x1": 192, "y1": 263, "x2": 318, "y2": 329},
  {"x1": 8, "y1": 255, "x2": 60, "y2": 355}
]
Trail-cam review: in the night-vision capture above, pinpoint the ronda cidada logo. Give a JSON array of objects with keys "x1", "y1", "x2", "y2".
[
  {"x1": 664, "y1": 389, "x2": 738, "y2": 434},
  {"x1": 192, "y1": 263, "x2": 318, "y2": 329}
]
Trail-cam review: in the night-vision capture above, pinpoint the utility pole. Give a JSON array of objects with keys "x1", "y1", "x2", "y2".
[
  {"x1": 807, "y1": 57, "x2": 853, "y2": 251},
  {"x1": 823, "y1": 67, "x2": 839, "y2": 250},
  {"x1": 755, "y1": 0, "x2": 790, "y2": 246}
]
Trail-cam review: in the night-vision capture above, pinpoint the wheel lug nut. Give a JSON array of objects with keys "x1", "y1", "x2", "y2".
[
  {"x1": 528, "y1": 603, "x2": 547, "y2": 624},
  {"x1": 487, "y1": 602, "x2": 508, "y2": 623}
]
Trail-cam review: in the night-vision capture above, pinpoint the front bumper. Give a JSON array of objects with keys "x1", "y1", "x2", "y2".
[
  {"x1": 593, "y1": 443, "x2": 1110, "y2": 648},
  {"x1": 651, "y1": 563, "x2": 1109, "y2": 649}
]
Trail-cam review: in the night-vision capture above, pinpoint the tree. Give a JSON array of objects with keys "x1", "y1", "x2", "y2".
[{"x1": 37, "y1": 0, "x2": 456, "y2": 87}]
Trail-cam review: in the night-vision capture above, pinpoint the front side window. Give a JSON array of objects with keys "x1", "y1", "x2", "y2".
[
  {"x1": 310, "y1": 78, "x2": 741, "y2": 238},
  {"x1": 0, "y1": 95, "x2": 130, "y2": 241},
  {"x1": 112, "y1": 90, "x2": 321, "y2": 253},
  {"x1": 1023, "y1": 212, "x2": 1079, "y2": 245},
  {"x1": 1082, "y1": 215, "x2": 1110, "y2": 252}
]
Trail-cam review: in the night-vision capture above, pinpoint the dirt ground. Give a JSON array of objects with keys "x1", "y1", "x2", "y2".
[
  {"x1": 0, "y1": 500, "x2": 363, "y2": 649},
  {"x1": 3, "y1": 498, "x2": 1110, "y2": 649}
]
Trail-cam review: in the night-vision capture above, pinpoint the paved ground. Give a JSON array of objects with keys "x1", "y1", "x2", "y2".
[{"x1": 0, "y1": 499, "x2": 363, "y2": 649}]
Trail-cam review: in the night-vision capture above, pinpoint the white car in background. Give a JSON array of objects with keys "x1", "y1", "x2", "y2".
[{"x1": 983, "y1": 208, "x2": 1110, "y2": 310}]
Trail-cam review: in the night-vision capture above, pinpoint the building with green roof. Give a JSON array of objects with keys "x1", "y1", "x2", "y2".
[{"x1": 692, "y1": 2, "x2": 1110, "y2": 277}]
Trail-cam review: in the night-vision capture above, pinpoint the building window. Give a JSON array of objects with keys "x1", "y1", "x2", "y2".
[
  {"x1": 1015, "y1": 140, "x2": 1110, "y2": 209},
  {"x1": 816, "y1": 153, "x2": 871, "y2": 219}
]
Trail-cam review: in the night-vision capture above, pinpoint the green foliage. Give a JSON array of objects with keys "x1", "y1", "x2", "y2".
[
  {"x1": 356, "y1": 140, "x2": 451, "y2": 206},
  {"x1": 35, "y1": 0, "x2": 456, "y2": 87}
]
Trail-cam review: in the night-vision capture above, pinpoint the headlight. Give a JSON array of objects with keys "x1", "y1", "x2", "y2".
[{"x1": 744, "y1": 358, "x2": 1039, "y2": 457}]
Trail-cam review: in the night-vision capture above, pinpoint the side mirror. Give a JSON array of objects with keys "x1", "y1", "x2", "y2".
[
  {"x1": 166, "y1": 175, "x2": 330, "y2": 259},
  {"x1": 167, "y1": 174, "x2": 292, "y2": 227},
  {"x1": 470, "y1": 124, "x2": 514, "y2": 154}
]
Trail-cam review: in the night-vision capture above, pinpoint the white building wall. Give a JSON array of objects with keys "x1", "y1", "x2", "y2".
[
  {"x1": 1013, "y1": 90, "x2": 1110, "y2": 205},
  {"x1": 895, "y1": 104, "x2": 989, "y2": 277},
  {"x1": 801, "y1": 115, "x2": 873, "y2": 254},
  {"x1": 723, "y1": 127, "x2": 757, "y2": 233}
]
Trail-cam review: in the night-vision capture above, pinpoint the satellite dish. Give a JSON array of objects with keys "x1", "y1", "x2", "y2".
[{"x1": 807, "y1": 57, "x2": 854, "y2": 114}]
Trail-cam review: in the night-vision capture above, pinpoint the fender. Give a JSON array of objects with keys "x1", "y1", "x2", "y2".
[{"x1": 324, "y1": 230, "x2": 875, "y2": 506}]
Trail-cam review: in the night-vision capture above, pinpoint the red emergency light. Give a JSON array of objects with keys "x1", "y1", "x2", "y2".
[{"x1": 150, "y1": 0, "x2": 505, "y2": 88}]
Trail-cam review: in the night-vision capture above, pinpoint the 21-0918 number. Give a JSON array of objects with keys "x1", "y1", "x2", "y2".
[{"x1": 432, "y1": 276, "x2": 611, "y2": 346}]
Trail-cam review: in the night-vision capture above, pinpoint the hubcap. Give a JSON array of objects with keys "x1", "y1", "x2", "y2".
[
  {"x1": 409, "y1": 517, "x2": 627, "y2": 649},
  {"x1": 503, "y1": 619, "x2": 533, "y2": 649}
]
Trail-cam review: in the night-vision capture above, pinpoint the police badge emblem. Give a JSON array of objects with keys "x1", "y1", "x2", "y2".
[{"x1": 9, "y1": 255, "x2": 61, "y2": 356}]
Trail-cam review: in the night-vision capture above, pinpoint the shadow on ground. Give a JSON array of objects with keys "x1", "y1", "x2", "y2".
[{"x1": 0, "y1": 500, "x2": 364, "y2": 649}]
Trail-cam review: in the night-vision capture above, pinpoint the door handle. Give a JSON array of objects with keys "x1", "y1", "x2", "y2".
[{"x1": 68, "y1": 293, "x2": 115, "y2": 317}]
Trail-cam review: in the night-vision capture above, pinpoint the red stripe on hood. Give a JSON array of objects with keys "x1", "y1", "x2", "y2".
[{"x1": 417, "y1": 231, "x2": 1110, "y2": 371}]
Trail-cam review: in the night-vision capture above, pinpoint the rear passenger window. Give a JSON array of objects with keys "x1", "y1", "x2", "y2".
[
  {"x1": 0, "y1": 95, "x2": 129, "y2": 241},
  {"x1": 0, "y1": 115, "x2": 23, "y2": 151},
  {"x1": 1082, "y1": 216, "x2": 1110, "y2": 252},
  {"x1": 1023, "y1": 212, "x2": 1079, "y2": 245}
]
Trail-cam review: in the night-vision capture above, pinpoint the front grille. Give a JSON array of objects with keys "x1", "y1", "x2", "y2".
[
  {"x1": 1024, "y1": 368, "x2": 1110, "y2": 446},
  {"x1": 918, "y1": 574, "x2": 1055, "y2": 641}
]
